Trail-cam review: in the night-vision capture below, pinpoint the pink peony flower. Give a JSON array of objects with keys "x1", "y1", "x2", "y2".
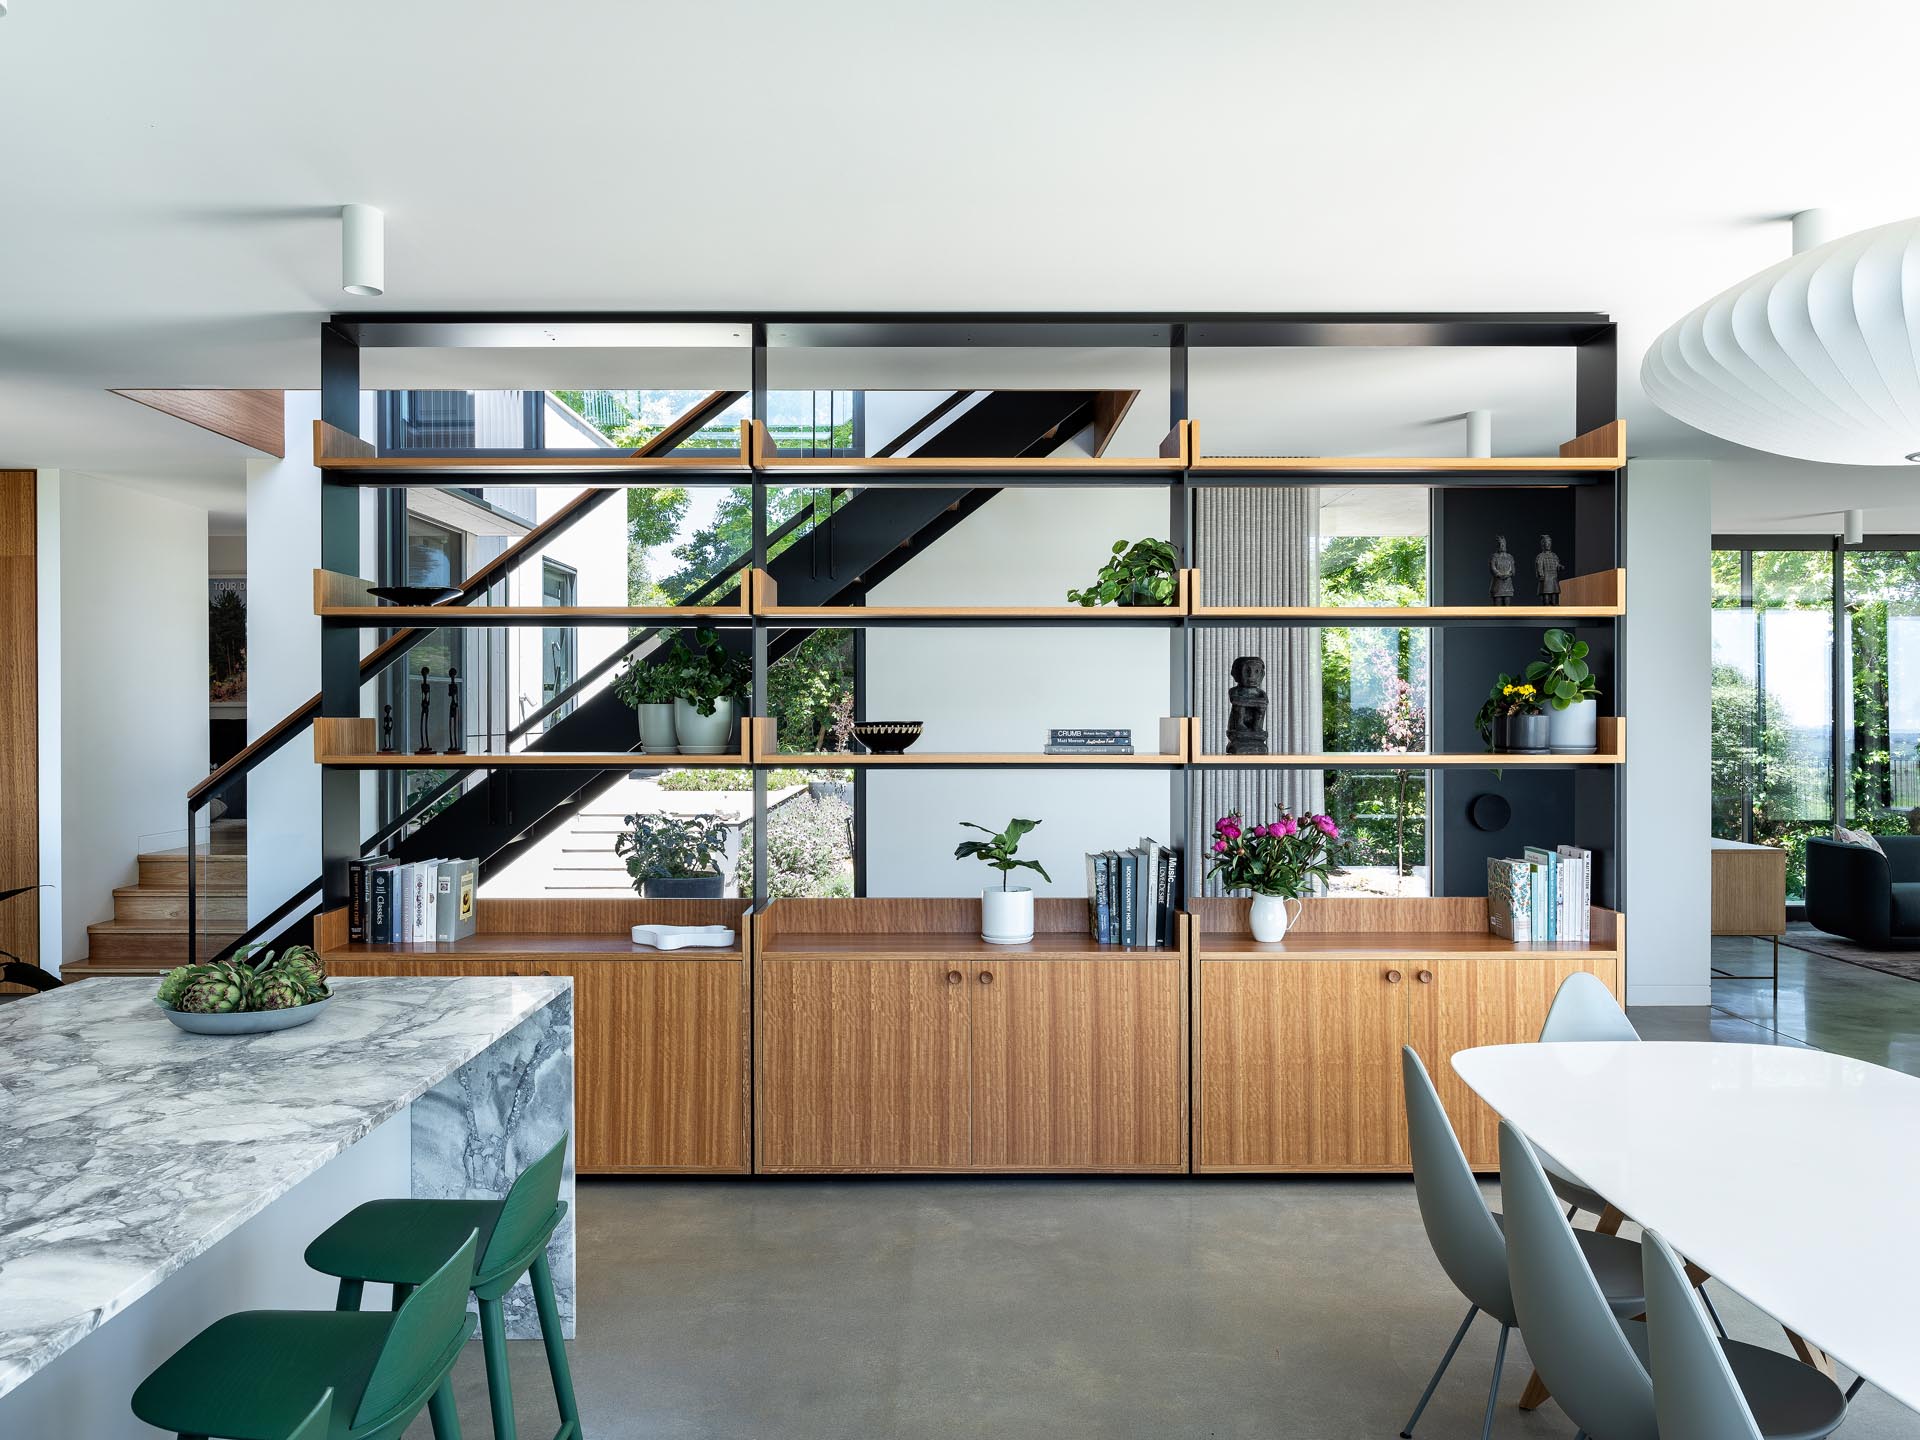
[
  {"x1": 1314, "y1": 814, "x2": 1339, "y2": 838},
  {"x1": 1277, "y1": 816, "x2": 1298, "y2": 837},
  {"x1": 1212, "y1": 838, "x2": 1228, "y2": 853},
  {"x1": 1218, "y1": 819, "x2": 1241, "y2": 840}
]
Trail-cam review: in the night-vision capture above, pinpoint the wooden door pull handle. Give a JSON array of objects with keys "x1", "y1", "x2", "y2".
[
  {"x1": 1416, "y1": 970, "x2": 1433, "y2": 984},
  {"x1": 977, "y1": 971, "x2": 994, "y2": 985},
  {"x1": 947, "y1": 970, "x2": 963, "y2": 985},
  {"x1": 1385, "y1": 969, "x2": 1403, "y2": 984}
]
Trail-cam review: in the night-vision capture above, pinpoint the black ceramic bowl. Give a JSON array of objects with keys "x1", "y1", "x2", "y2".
[{"x1": 852, "y1": 721, "x2": 923, "y2": 754}]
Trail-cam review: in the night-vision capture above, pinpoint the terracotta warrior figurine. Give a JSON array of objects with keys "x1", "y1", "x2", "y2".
[
  {"x1": 1226, "y1": 655, "x2": 1270, "y2": 755},
  {"x1": 1535, "y1": 533, "x2": 1563, "y2": 604},
  {"x1": 1489, "y1": 535, "x2": 1515, "y2": 605}
]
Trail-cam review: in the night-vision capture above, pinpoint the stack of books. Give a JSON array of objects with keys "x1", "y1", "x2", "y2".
[
  {"x1": 347, "y1": 856, "x2": 480, "y2": 944},
  {"x1": 1487, "y1": 845, "x2": 1593, "y2": 943},
  {"x1": 1045, "y1": 727, "x2": 1133, "y2": 756},
  {"x1": 1085, "y1": 839, "x2": 1181, "y2": 947}
]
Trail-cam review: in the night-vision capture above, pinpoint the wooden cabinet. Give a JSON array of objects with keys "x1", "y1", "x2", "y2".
[
  {"x1": 756, "y1": 899, "x2": 1188, "y2": 1173},
  {"x1": 318, "y1": 899, "x2": 749, "y2": 1175},
  {"x1": 1195, "y1": 897, "x2": 1624, "y2": 1174}
]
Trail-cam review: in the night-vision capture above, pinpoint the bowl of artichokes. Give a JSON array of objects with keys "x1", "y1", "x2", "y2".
[{"x1": 154, "y1": 942, "x2": 332, "y2": 1035}]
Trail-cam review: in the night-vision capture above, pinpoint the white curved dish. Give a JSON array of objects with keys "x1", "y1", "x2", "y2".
[{"x1": 630, "y1": 924, "x2": 737, "y2": 951}]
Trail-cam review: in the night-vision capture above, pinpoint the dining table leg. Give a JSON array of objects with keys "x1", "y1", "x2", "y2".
[{"x1": 1786, "y1": 1329, "x2": 1838, "y2": 1381}]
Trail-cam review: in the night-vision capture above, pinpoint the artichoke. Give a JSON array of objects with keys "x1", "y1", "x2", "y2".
[
  {"x1": 255, "y1": 975, "x2": 302, "y2": 1010},
  {"x1": 178, "y1": 964, "x2": 248, "y2": 1014},
  {"x1": 155, "y1": 966, "x2": 201, "y2": 1009},
  {"x1": 273, "y1": 945, "x2": 328, "y2": 998}
]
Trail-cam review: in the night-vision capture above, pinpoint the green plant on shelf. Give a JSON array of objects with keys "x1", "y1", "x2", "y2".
[
  {"x1": 1066, "y1": 537, "x2": 1179, "y2": 607},
  {"x1": 613, "y1": 811, "x2": 731, "y2": 888},
  {"x1": 1524, "y1": 627, "x2": 1600, "y2": 710},
  {"x1": 954, "y1": 817, "x2": 1052, "y2": 889},
  {"x1": 612, "y1": 651, "x2": 678, "y2": 708}
]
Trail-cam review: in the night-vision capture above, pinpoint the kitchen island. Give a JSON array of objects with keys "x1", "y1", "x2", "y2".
[{"x1": 0, "y1": 974, "x2": 573, "y2": 1438}]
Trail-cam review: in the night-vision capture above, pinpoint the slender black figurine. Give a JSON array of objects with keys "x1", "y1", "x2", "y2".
[
  {"x1": 1535, "y1": 533, "x2": 1563, "y2": 604},
  {"x1": 1226, "y1": 655, "x2": 1270, "y2": 755},
  {"x1": 379, "y1": 703, "x2": 396, "y2": 754},
  {"x1": 415, "y1": 665, "x2": 436, "y2": 755},
  {"x1": 445, "y1": 667, "x2": 464, "y2": 754},
  {"x1": 1489, "y1": 535, "x2": 1515, "y2": 606}
]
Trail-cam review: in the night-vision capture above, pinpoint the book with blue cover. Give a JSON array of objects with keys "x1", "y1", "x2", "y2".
[{"x1": 1487, "y1": 858, "x2": 1532, "y2": 943}]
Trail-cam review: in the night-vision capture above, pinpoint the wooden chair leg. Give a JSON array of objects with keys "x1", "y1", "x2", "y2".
[
  {"x1": 1595, "y1": 1204, "x2": 1627, "y2": 1236},
  {"x1": 1518, "y1": 1370, "x2": 1552, "y2": 1410},
  {"x1": 1786, "y1": 1328, "x2": 1838, "y2": 1380}
]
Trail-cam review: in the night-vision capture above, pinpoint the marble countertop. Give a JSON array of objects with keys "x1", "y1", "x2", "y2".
[{"x1": 0, "y1": 975, "x2": 569, "y2": 1399}]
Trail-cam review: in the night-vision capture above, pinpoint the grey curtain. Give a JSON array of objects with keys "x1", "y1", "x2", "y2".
[{"x1": 1193, "y1": 487, "x2": 1325, "y2": 895}]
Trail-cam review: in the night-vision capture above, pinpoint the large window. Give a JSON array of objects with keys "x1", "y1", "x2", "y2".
[{"x1": 1843, "y1": 549, "x2": 1920, "y2": 828}]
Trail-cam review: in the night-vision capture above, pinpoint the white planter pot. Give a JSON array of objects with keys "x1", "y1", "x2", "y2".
[
  {"x1": 1547, "y1": 697, "x2": 1599, "y2": 754},
  {"x1": 636, "y1": 703, "x2": 678, "y2": 754},
  {"x1": 981, "y1": 885, "x2": 1035, "y2": 945},
  {"x1": 1249, "y1": 893, "x2": 1303, "y2": 943},
  {"x1": 673, "y1": 696, "x2": 736, "y2": 755}
]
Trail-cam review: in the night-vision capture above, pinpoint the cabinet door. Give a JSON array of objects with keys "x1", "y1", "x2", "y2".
[
  {"x1": 1411, "y1": 956, "x2": 1620, "y2": 1169},
  {"x1": 575, "y1": 960, "x2": 747, "y2": 1174},
  {"x1": 1198, "y1": 959, "x2": 1410, "y2": 1172},
  {"x1": 757, "y1": 959, "x2": 970, "y2": 1171},
  {"x1": 970, "y1": 959, "x2": 1185, "y2": 1171}
]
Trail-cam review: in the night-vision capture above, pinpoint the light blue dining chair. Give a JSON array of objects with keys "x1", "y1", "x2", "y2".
[
  {"x1": 1500, "y1": 1119, "x2": 1846, "y2": 1440},
  {"x1": 1399, "y1": 1047, "x2": 1647, "y2": 1440},
  {"x1": 1643, "y1": 1229, "x2": 1764, "y2": 1439}
]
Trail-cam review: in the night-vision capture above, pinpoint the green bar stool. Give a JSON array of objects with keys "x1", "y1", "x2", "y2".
[
  {"x1": 305, "y1": 1134, "x2": 579, "y2": 1440},
  {"x1": 131, "y1": 1232, "x2": 477, "y2": 1440}
]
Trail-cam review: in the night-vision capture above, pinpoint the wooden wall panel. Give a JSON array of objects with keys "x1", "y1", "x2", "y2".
[
  {"x1": 113, "y1": 390, "x2": 285, "y2": 458},
  {"x1": 0, "y1": 471, "x2": 38, "y2": 985}
]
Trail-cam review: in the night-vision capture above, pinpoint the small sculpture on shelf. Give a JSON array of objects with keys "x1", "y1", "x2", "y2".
[
  {"x1": 415, "y1": 665, "x2": 436, "y2": 755},
  {"x1": 445, "y1": 668, "x2": 464, "y2": 754},
  {"x1": 1489, "y1": 535, "x2": 1515, "y2": 606},
  {"x1": 378, "y1": 703, "x2": 396, "y2": 754},
  {"x1": 1535, "y1": 533, "x2": 1563, "y2": 604},
  {"x1": 1226, "y1": 655, "x2": 1270, "y2": 755}
]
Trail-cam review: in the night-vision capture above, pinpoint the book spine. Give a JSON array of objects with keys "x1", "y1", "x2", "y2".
[
  {"x1": 1154, "y1": 851, "x2": 1171, "y2": 948},
  {"x1": 1095, "y1": 855, "x2": 1112, "y2": 943},
  {"x1": 370, "y1": 869, "x2": 391, "y2": 944},
  {"x1": 347, "y1": 861, "x2": 366, "y2": 943},
  {"x1": 1049, "y1": 729, "x2": 1132, "y2": 741},
  {"x1": 1120, "y1": 856, "x2": 1136, "y2": 946},
  {"x1": 1043, "y1": 745, "x2": 1135, "y2": 755},
  {"x1": 1085, "y1": 853, "x2": 1099, "y2": 940}
]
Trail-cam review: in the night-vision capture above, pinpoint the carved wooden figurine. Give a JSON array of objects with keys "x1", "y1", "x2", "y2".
[
  {"x1": 1226, "y1": 655, "x2": 1270, "y2": 755},
  {"x1": 415, "y1": 665, "x2": 436, "y2": 755},
  {"x1": 445, "y1": 667, "x2": 464, "y2": 754}
]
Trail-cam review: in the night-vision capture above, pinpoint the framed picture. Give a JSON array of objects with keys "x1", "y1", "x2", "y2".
[{"x1": 210, "y1": 577, "x2": 246, "y2": 704}]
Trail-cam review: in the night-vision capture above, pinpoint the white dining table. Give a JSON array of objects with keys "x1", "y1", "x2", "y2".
[{"x1": 1452, "y1": 1040, "x2": 1920, "y2": 1415}]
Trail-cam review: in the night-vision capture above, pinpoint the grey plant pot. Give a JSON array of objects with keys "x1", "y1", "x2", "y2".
[
  {"x1": 636, "y1": 703, "x2": 678, "y2": 754},
  {"x1": 1547, "y1": 697, "x2": 1599, "y2": 754},
  {"x1": 640, "y1": 873, "x2": 725, "y2": 899},
  {"x1": 1500, "y1": 711, "x2": 1550, "y2": 754},
  {"x1": 674, "y1": 696, "x2": 736, "y2": 755}
]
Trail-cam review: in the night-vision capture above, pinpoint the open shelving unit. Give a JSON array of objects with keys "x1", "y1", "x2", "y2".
[
  {"x1": 1187, "y1": 419, "x2": 1626, "y2": 477},
  {"x1": 313, "y1": 566, "x2": 753, "y2": 626},
  {"x1": 312, "y1": 716, "x2": 752, "y2": 769}
]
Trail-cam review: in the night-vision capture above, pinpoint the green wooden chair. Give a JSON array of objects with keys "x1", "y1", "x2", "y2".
[
  {"x1": 131, "y1": 1232, "x2": 477, "y2": 1440},
  {"x1": 305, "y1": 1133, "x2": 579, "y2": 1440},
  {"x1": 288, "y1": 1390, "x2": 335, "y2": 1440}
]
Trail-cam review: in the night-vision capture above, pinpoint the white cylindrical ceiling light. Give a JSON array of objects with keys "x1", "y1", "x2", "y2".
[
  {"x1": 1642, "y1": 214, "x2": 1920, "y2": 466},
  {"x1": 1465, "y1": 409, "x2": 1493, "y2": 458},
  {"x1": 1844, "y1": 509, "x2": 1865, "y2": 545},
  {"x1": 341, "y1": 204, "x2": 384, "y2": 297}
]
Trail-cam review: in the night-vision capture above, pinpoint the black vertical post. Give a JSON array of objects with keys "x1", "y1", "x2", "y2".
[
  {"x1": 1168, "y1": 324, "x2": 1192, "y2": 906},
  {"x1": 750, "y1": 326, "x2": 770, "y2": 907},
  {"x1": 320, "y1": 322, "x2": 361, "y2": 906},
  {"x1": 1574, "y1": 326, "x2": 1618, "y2": 437}
]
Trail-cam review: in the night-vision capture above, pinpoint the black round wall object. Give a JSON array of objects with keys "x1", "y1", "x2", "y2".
[{"x1": 1467, "y1": 793, "x2": 1512, "y2": 832}]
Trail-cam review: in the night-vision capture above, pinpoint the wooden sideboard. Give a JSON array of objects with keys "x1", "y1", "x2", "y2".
[
  {"x1": 755, "y1": 897, "x2": 1188, "y2": 1173},
  {"x1": 317, "y1": 898, "x2": 749, "y2": 1175},
  {"x1": 1193, "y1": 896, "x2": 1623, "y2": 1173}
]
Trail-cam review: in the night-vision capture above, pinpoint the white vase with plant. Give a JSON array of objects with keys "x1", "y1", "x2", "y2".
[
  {"x1": 954, "y1": 817, "x2": 1051, "y2": 944},
  {"x1": 614, "y1": 652, "x2": 679, "y2": 754},
  {"x1": 664, "y1": 627, "x2": 753, "y2": 755},
  {"x1": 1527, "y1": 627, "x2": 1601, "y2": 754},
  {"x1": 1206, "y1": 809, "x2": 1344, "y2": 942}
]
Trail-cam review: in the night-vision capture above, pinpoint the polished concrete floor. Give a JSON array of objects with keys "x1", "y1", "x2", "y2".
[{"x1": 409, "y1": 941, "x2": 1920, "y2": 1438}]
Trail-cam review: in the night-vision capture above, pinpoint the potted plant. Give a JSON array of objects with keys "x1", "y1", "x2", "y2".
[
  {"x1": 1525, "y1": 627, "x2": 1601, "y2": 754},
  {"x1": 1205, "y1": 810, "x2": 1343, "y2": 942},
  {"x1": 1475, "y1": 674, "x2": 1548, "y2": 754},
  {"x1": 954, "y1": 817, "x2": 1051, "y2": 943},
  {"x1": 1066, "y1": 537, "x2": 1179, "y2": 607},
  {"x1": 614, "y1": 811, "x2": 732, "y2": 898},
  {"x1": 613, "y1": 650, "x2": 680, "y2": 754},
  {"x1": 665, "y1": 628, "x2": 753, "y2": 755}
]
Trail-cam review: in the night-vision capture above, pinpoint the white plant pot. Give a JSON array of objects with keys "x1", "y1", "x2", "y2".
[
  {"x1": 636, "y1": 703, "x2": 678, "y2": 754},
  {"x1": 1547, "y1": 697, "x2": 1599, "y2": 754},
  {"x1": 981, "y1": 885, "x2": 1035, "y2": 945},
  {"x1": 1249, "y1": 893, "x2": 1303, "y2": 943},
  {"x1": 673, "y1": 696, "x2": 736, "y2": 755}
]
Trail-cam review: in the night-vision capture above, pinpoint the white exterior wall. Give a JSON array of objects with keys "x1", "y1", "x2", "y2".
[
  {"x1": 1623, "y1": 459, "x2": 1713, "y2": 1004},
  {"x1": 38, "y1": 471, "x2": 208, "y2": 969}
]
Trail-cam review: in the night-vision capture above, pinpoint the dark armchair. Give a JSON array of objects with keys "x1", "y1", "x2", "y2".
[{"x1": 1804, "y1": 835, "x2": 1920, "y2": 948}]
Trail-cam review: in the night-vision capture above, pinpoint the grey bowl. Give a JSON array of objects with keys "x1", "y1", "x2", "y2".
[{"x1": 158, "y1": 995, "x2": 331, "y2": 1035}]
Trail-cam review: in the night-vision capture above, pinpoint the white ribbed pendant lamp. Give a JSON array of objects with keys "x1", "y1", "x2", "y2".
[{"x1": 1641, "y1": 212, "x2": 1920, "y2": 466}]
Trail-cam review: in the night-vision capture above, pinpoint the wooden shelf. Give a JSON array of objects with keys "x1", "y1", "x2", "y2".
[
  {"x1": 758, "y1": 898, "x2": 1188, "y2": 960},
  {"x1": 327, "y1": 932, "x2": 745, "y2": 962},
  {"x1": 1191, "y1": 568, "x2": 1623, "y2": 621},
  {"x1": 1191, "y1": 896, "x2": 1622, "y2": 959},
  {"x1": 750, "y1": 418, "x2": 1192, "y2": 475},
  {"x1": 316, "y1": 898, "x2": 749, "y2": 961},
  {"x1": 313, "y1": 418, "x2": 752, "y2": 478},
  {"x1": 313, "y1": 567, "x2": 750, "y2": 624},
  {"x1": 1194, "y1": 718, "x2": 1624, "y2": 768},
  {"x1": 1189, "y1": 419, "x2": 1626, "y2": 475},
  {"x1": 750, "y1": 568, "x2": 1193, "y2": 621},
  {"x1": 313, "y1": 717, "x2": 751, "y2": 769},
  {"x1": 1196, "y1": 931, "x2": 1620, "y2": 960},
  {"x1": 751, "y1": 716, "x2": 1190, "y2": 767}
]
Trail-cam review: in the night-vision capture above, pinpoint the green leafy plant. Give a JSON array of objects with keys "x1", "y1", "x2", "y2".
[
  {"x1": 614, "y1": 811, "x2": 733, "y2": 888},
  {"x1": 734, "y1": 792, "x2": 855, "y2": 899},
  {"x1": 667, "y1": 628, "x2": 753, "y2": 716},
  {"x1": 612, "y1": 650, "x2": 678, "y2": 708},
  {"x1": 1205, "y1": 810, "x2": 1343, "y2": 898},
  {"x1": 1524, "y1": 628, "x2": 1600, "y2": 711},
  {"x1": 1474, "y1": 674, "x2": 1543, "y2": 745},
  {"x1": 954, "y1": 818, "x2": 1052, "y2": 890},
  {"x1": 1066, "y1": 537, "x2": 1179, "y2": 607}
]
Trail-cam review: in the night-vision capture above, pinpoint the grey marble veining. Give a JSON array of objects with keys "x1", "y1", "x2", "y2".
[{"x1": 0, "y1": 975, "x2": 570, "y2": 1399}]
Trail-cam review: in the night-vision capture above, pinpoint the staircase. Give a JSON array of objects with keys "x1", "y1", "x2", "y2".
[{"x1": 69, "y1": 822, "x2": 247, "y2": 976}]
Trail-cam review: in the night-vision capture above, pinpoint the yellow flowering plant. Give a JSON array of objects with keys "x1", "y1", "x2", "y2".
[{"x1": 1474, "y1": 672, "x2": 1544, "y2": 745}]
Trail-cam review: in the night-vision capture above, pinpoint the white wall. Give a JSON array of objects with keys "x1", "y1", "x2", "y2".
[
  {"x1": 1623, "y1": 459, "x2": 1713, "y2": 1004},
  {"x1": 864, "y1": 485, "x2": 1178, "y2": 898},
  {"x1": 40, "y1": 471, "x2": 208, "y2": 969}
]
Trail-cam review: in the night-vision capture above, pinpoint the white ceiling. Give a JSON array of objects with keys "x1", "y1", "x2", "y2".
[{"x1": 3, "y1": 0, "x2": 1918, "y2": 533}]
